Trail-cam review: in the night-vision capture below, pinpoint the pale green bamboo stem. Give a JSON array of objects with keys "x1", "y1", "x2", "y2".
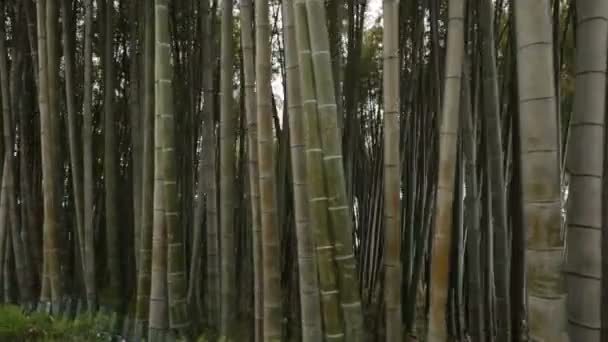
[
  {"x1": 293, "y1": 0, "x2": 345, "y2": 340},
  {"x1": 303, "y1": 0, "x2": 364, "y2": 339},
  {"x1": 284, "y1": 0, "x2": 323, "y2": 340}
]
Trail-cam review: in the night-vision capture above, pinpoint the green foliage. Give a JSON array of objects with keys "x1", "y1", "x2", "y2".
[{"x1": 0, "y1": 305, "x2": 112, "y2": 341}]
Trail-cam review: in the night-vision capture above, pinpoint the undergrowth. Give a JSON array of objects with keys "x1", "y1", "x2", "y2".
[{"x1": 0, "y1": 305, "x2": 111, "y2": 341}]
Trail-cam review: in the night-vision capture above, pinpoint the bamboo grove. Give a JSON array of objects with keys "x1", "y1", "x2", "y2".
[{"x1": 0, "y1": 0, "x2": 605, "y2": 341}]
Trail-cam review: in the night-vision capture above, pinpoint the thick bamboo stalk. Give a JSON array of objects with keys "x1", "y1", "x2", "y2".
[
  {"x1": 37, "y1": 0, "x2": 62, "y2": 309},
  {"x1": 255, "y1": 0, "x2": 282, "y2": 339},
  {"x1": 219, "y1": 0, "x2": 237, "y2": 336},
  {"x1": 293, "y1": 0, "x2": 345, "y2": 339},
  {"x1": 284, "y1": 0, "x2": 323, "y2": 340},
  {"x1": 565, "y1": 2, "x2": 608, "y2": 341},
  {"x1": 382, "y1": 0, "x2": 401, "y2": 339},
  {"x1": 135, "y1": 0, "x2": 155, "y2": 337},
  {"x1": 154, "y1": 0, "x2": 190, "y2": 335},
  {"x1": 427, "y1": 0, "x2": 465, "y2": 340},
  {"x1": 302, "y1": 0, "x2": 364, "y2": 339},
  {"x1": 514, "y1": 0, "x2": 569, "y2": 340},
  {"x1": 202, "y1": 7, "x2": 220, "y2": 332}
]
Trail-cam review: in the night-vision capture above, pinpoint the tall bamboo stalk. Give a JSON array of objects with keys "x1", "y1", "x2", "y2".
[
  {"x1": 427, "y1": 0, "x2": 465, "y2": 340},
  {"x1": 81, "y1": 0, "x2": 96, "y2": 313},
  {"x1": 382, "y1": 0, "x2": 401, "y2": 338},
  {"x1": 37, "y1": 0, "x2": 62, "y2": 309},
  {"x1": 565, "y1": 2, "x2": 608, "y2": 341},
  {"x1": 239, "y1": 0, "x2": 263, "y2": 339},
  {"x1": 303, "y1": 0, "x2": 364, "y2": 339},
  {"x1": 134, "y1": 0, "x2": 155, "y2": 337},
  {"x1": 478, "y1": 0, "x2": 511, "y2": 340},
  {"x1": 284, "y1": 0, "x2": 323, "y2": 340},
  {"x1": 514, "y1": 0, "x2": 569, "y2": 340},
  {"x1": 255, "y1": 0, "x2": 282, "y2": 339},
  {"x1": 293, "y1": 0, "x2": 345, "y2": 339},
  {"x1": 60, "y1": 0, "x2": 85, "y2": 286},
  {"x1": 103, "y1": 0, "x2": 121, "y2": 304},
  {"x1": 155, "y1": 0, "x2": 190, "y2": 335},
  {"x1": 219, "y1": 0, "x2": 237, "y2": 336},
  {"x1": 0, "y1": 6, "x2": 33, "y2": 305}
]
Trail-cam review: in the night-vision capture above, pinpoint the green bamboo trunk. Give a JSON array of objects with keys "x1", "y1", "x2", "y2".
[
  {"x1": 155, "y1": 0, "x2": 190, "y2": 335},
  {"x1": 284, "y1": 0, "x2": 323, "y2": 340},
  {"x1": 302, "y1": 0, "x2": 364, "y2": 339},
  {"x1": 293, "y1": 0, "x2": 345, "y2": 340}
]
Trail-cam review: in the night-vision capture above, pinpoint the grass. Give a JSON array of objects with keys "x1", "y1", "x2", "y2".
[{"x1": 0, "y1": 305, "x2": 111, "y2": 341}]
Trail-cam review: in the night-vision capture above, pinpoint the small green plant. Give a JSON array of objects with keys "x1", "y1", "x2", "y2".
[{"x1": 0, "y1": 305, "x2": 113, "y2": 341}]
